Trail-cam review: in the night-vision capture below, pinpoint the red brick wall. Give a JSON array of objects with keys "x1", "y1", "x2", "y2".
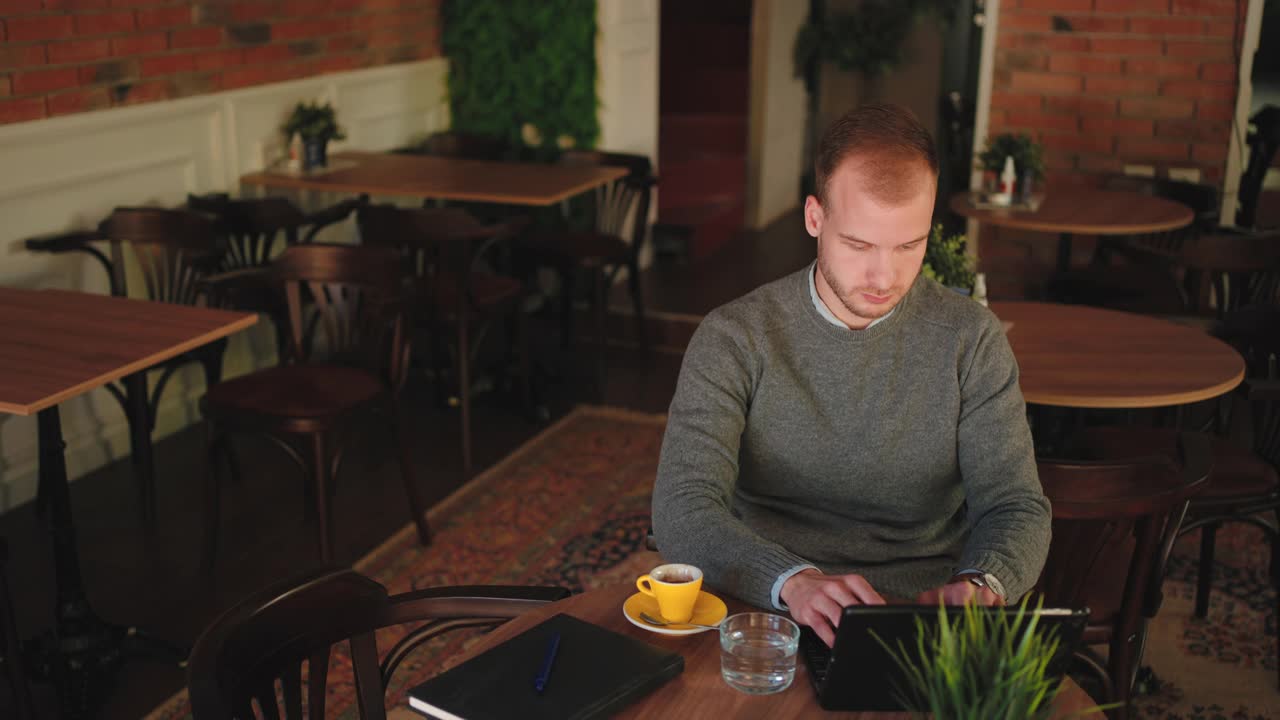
[
  {"x1": 992, "y1": 0, "x2": 1245, "y2": 188},
  {"x1": 0, "y1": 0, "x2": 441, "y2": 126}
]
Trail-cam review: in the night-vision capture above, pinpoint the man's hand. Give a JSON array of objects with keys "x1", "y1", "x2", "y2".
[
  {"x1": 915, "y1": 576, "x2": 1004, "y2": 607},
  {"x1": 779, "y1": 569, "x2": 885, "y2": 647}
]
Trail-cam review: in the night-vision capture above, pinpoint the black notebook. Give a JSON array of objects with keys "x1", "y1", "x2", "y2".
[{"x1": 407, "y1": 613, "x2": 684, "y2": 720}]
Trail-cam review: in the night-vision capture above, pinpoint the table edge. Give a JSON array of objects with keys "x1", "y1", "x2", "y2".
[
  {"x1": 0, "y1": 312, "x2": 258, "y2": 416},
  {"x1": 949, "y1": 192, "x2": 1194, "y2": 235}
]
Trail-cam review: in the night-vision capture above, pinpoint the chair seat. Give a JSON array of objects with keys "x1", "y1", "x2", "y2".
[
  {"x1": 1073, "y1": 426, "x2": 1280, "y2": 504},
  {"x1": 204, "y1": 364, "x2": 385, "y2": 420},
  {"x1": 523, "y1": 231, "x2": 631, "y2": 265},
  {"x1": 431, "y1": 270, "x2": 524, "y2": 314}
]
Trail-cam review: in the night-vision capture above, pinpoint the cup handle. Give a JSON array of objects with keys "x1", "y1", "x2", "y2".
[{"x1": 636, "y1": 575, "x2": 655, "y2": 597}]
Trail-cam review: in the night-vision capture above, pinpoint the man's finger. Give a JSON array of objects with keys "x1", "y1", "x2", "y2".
[
  {"x1": 810, "y1": 593, "x2": 845, "y2": 633},
  {"x1": 820, "y1": 581, "x2": 860, "y2": 609},
  {"x1": 842, "y1": 575, "x2": 886, "y2": 605}
]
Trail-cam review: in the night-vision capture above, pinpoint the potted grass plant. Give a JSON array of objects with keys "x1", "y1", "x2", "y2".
[
  {"x1": 874, "y1": 598, "x2": 1113, "y2": 719},
  {"x1": 282, "y1": 100, "x2": 346, "y2": 170}
]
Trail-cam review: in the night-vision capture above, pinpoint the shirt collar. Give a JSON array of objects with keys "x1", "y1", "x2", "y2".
[{"x1": 808, "y1": 260, "x2": 894, "y2": 330}]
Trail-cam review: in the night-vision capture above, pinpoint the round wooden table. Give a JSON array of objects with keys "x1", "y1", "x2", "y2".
[
  {"x1": 950, "y1": 188, "x2": 1194, "y2": 273},
  {"x1": 992, "y1": 301, "x2": 1245, "y2": 409},
  {"x1": 452, "y1": 582, "x2": 1099, "y2": 719}
]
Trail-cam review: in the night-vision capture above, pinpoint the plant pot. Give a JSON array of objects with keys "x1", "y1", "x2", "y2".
[{"x1": 303, "y1": 139, "x2": 328, "y2": 171}]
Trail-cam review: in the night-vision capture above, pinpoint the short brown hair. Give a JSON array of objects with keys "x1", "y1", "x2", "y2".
[{"x1": 814, "y1": 103, "x2": 938, "y2": 207}]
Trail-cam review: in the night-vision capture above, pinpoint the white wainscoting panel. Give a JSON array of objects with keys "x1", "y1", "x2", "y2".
[{"x1": 0, "y1": 58, "x2": 449, "y2": 511}]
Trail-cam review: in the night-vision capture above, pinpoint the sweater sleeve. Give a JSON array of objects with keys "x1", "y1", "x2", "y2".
[
  {"x1": 652, "y1": 312, "x2": 812, "y2": 609},
  {"x1": 955, "y1": 312, "x2": 1052, "y2": 601}
]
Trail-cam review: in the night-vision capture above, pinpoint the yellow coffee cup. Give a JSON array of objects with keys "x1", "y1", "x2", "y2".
[{"x1": 636, "y1": 563, "x2": 703, "y2": 623}]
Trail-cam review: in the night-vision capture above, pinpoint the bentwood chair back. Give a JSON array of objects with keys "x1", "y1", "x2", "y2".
[
  {"x1": 187, "y1": 568, "x2": 570, "y2": 719},
  {"x1": 1036, "y1": 431, "x2": 1210, "y2": 717}
]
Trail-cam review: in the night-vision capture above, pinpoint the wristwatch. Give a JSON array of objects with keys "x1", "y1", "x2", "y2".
[{"x1": 958, "y1": 571, "x2": 1006, "y2": 598}]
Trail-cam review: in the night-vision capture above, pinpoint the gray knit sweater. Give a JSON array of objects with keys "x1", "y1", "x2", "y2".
[{"x1": 651, "y1": 267, "x2": 1050, "y2": 608}]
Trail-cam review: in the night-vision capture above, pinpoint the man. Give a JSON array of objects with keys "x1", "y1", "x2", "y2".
[{"x1": 651, "y1": 103, "x2": 1050, "y2": 647}]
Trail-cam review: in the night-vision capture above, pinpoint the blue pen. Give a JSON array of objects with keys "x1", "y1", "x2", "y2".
[{"x1": 534, "y1": 631, "x2": 561, "y2": 695}]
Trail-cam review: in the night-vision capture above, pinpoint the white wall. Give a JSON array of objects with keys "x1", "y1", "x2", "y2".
[
  {"x1": 746, "y1": 0, "x2": 809, "y2": 229},
  {"x1": 596, "y1": 0, "x2": 660, "y2": 267},
  {"x1": 596, "y1": 0, "x2": 659, "y2": 161},
  {"x1": 0, "y1": 59, "x2": 449, "y2": 511}
]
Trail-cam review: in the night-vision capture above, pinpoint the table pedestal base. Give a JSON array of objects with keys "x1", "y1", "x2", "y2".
[{"x1": 25, "y1": 406, "x2": 186, "y2": 719}]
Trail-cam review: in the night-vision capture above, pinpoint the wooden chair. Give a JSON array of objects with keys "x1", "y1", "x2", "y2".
[
  {"x1": 357, "y1": 204, "x2": 532, "y2": 479},
  {"x1": 199, "y1": 244, "x2": 430, "y2": 567},
  {"x1": 1237, "y1": 105, "x2": 1280, "y2": 229},
  {"x1": 0, "y1": 539, "x2": 34, "y2": 720},
  {"x1": 186, "y1": 567, "x2": 570, "y2": 719},
  {"x1": 517, "y1": 151, "x2": 656, "y2": 395},
  {"x1": 186, "y1": 193, "x2": 369, "y2": 354},
  {"x1": 25, "y1": 207, "x2": 227, "y2": 526},
  {"x1": 406, "y1": 130, "x2": 510, "y2": 161},
  {"x1": 1049, "y1": 176, "x2": 1219, "y2": 316},
  {"x1": 1072, "y1": 306, "x2": 1280, "y2": 626},
  {"x1": 1036, "y1": 431, "x2": 1210, "y2": 718}
]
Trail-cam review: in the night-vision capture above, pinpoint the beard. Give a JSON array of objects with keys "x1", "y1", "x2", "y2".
[{"x1": 817, "y1": 254, "x2": 902, "y2": 323}]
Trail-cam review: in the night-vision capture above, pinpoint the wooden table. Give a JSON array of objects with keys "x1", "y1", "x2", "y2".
[
  {"x1": 950, "y1": 188, "x2": 1194, "y2": 273},
  {"x1": 450, "y1": 583, "x2": 1099, "y2": 719},
  {"x1": 0, "y1": 287, "x2": 256, "y2": 718},
  {"x1": 992, "y1": 301, "x2": 1245, "y2": 409},
  {"x1": 239, "y1": 151, "x2": 629, "y2": 206}
]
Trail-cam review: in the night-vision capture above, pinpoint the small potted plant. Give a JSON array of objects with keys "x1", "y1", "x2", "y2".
[
  {"x1": 874, "y1": 597, "x2": 1114, "y2": 719},
  {"x1": 978, "y1": 132, "x2": 1045, "y2": 200},
  {"x1": 282, "y1": 101, "x2": 346, "y2": 170},
  {"x1": 923, "y1": 223, "x2": 976, "y2": 295}
]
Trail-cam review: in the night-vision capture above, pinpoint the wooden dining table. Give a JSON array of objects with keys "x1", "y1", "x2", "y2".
[
  {"x1": 950, "y1": 187, "x2": 1194, "y2": 273},
  {"x1": 992, "y1": 301, "x2": 1245, "y2": 409},
  {"x1": 239, "y1": 150, "x2": 629, "y2": 206},
  {"x1": 0, "y1": 287, "x2": 256, "y2": 718},
  {"x1": 440, "y1": 582, "x2": 1100, "y2": 719}
]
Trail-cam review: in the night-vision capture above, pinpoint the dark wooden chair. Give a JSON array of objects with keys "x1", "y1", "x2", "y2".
[
  {"x1": 199, "y1": 244, "x2": 430, "y2": 567},
  {"x1": 186, "y1": 193, "x2": 370, "y2": 354},
  {"x1": 1072, "y1": 305, "x2": 1280, "y2": 629},
  {"x1": 1049, "y1": 175, "x2": 1219, "y2": 316},
  {"x1": 25, "y1": 207, "x2": 228, "y2": 526},
  {"x1": 406, "y1": 130, "x2": 510, "y2": 161},
  {"x1": 517, "y1": 151, "x2": 656, "y2": 395},
  {"x1": 0, "y1": 539, "x2": 34, "y2": 720},
  {"x1": 1237, "y1": 105, "x2": 1280, "y2": 229},
  {"x1": 186, "y1": 567, "x2": 570, "y2": 719},
  {"x1": 357, "y1": 204, "x2": 532, "y2": 479},
  {"x1": 1035, "y1": 431, "x2": 1211, "y2": 719}
]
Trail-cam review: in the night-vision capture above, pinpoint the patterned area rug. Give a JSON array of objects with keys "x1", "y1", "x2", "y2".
[{"x1": 146, "y1": 405, "x2": 1277, "y2": 718}]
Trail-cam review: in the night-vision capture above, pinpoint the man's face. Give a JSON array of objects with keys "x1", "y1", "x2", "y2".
[{"x1": 804, "y1": 159, "x2": 936, "y2": 329}]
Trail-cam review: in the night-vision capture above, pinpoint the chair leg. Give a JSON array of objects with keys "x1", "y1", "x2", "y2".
[
  {"x1": 516, "y1": 305, "x2": 534, "y2": 418},
  {"x1": 592, "y1": 265, "x2": 606, "y2": 401},
  {"x1": 559, "y1": 266, "x2": 577, "y2": 350},
  {"x1": 1109, "y1": 634, "x2": 1135, "y2": 720},
  {"x1": 627, "y1": 259, "x2": 648, "y2": 352},
  {"x1": 200, "y1": 423, "x2": 222, "y2": 571},
  {"x1": 456, "y1": 314, "x2": 474, "y2": 479},
  {"x1": 1195, "y1": 523, "x2": 1219, "y2": 619},
  {"x1": 312, "y1": 432, "x2": 334, "y2": 564},
  {"x1": 392, "y1": 407, "x2": 431, "y2": 546}
]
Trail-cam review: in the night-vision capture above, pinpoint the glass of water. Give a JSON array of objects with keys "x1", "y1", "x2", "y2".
[{"x1": 719, "y1": 612, "x2": 801, "y2": 694}]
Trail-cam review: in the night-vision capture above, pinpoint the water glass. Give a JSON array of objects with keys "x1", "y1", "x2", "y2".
[{"x1": 719, "y1": 612, "x2": 800, "y2": 695}]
